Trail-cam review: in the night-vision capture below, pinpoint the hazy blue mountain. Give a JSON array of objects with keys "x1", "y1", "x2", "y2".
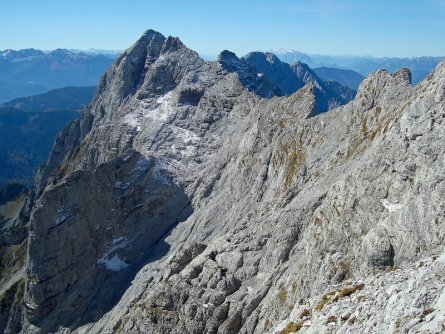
[
  {"x1": 313, "y1": 66, "x2": 365, "y2": 90},
  {"x1": 0, "y1": 86, "x2": 95, "y2": 187},
  {"x1": 2, "y1": 86, "x2": 96, "y2": 112},
  {"x1": 0, "y1": 182, "x2": 28, "y2": 206},
  {"x1": 291, "y1": 61, "x2": 356, "y2": 112},
  {"x1": 243, "y1": 52, "x2": 356, "y2": 113},
  {"x1": 218, "y1": 50, "x2": 282, "y2": 98},
  {"x1": 348, "y1": 56, "x2": 443, "y2": 84},
  {"x1": 242, "y1": 52, "x2": 306, "y2": 95},
  {"x1": 68, "y1": 49, "x2": 121, "y2": 58},
  {"x1": 271, "y1": 49, "x2": 444, "y2": 84},
  {"x1": 0, "y1": 48, "x2": 117, "y2": 103},
  {"x1": 324, "y1": 80, "x2": 357, "y2": 102}
]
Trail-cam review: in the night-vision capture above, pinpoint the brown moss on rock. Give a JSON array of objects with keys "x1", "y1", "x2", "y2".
[{"x1": 279, "y1": 320, "x2": 304, "y2": 333}]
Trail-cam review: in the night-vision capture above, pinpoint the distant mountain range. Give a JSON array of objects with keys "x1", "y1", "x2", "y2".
[
  {"x1": 2, "y1": 86, "x2": 96, "y2": 111},
  {"x1": 68, "y1": 49, "x2": 121, "y2": 57},
  {"x1": 0, "y1": 48, "x2": 119, "y2": 103},
  {"x1": 270, "y1": 49, "x2": 444, "y2": 84},
  {"x1": 0, "y1": 86, "x2": 95, "y2": 187}
]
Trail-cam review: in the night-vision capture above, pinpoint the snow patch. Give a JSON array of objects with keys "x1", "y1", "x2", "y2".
[
  {"x1": 183, "y1": 145, "x2": 197, "y2": 157},
  {"x1": 25, "y1": 302, "x2": 36, "y2": 310},
  {"x1": 381, "y1": 199, "x2": 403, "y2": 213},
  {"x1": 114, "y1": 181, "x2": 130, "y2": 190},
  {"x1": 143, "y1": 91, "x2": 176, "y2": 122},
  {"x1": 171, "y1": 125, "x2": 200, "y2": 143},
  {"x1": 123, "y1": 113, "x2": 142, "y2": 131},
  {"x1": 97, "y1": 237, "x2": 131, "y2": 271},
  {"x1": 98, "y1": 255, "x2": 128, "y2": 272},
  {"x1": 108, "y1": 237, "x2": 130, "y2": 254}
]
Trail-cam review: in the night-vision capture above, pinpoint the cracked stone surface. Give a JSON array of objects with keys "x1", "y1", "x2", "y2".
[{"x1": 0, "y1": 29, "x2": 444, "y2": 333}]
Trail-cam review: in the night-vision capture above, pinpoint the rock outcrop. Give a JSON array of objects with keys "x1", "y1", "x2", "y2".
[{"x1": 1, "y1": 29, "x2": 444, "y2": 334}]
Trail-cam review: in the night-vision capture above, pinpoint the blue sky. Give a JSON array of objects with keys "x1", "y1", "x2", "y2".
[{"x1": 1, "y1": 0, "x2": 444, "y2": 57}]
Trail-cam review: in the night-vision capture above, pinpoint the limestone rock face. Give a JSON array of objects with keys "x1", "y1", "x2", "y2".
[
  {"x1": 1, "y1": 30, "x2": 444, "y2": 334},
  {"x1": 0, "y1": 188, "x2": 29, "y2": 334},
  {"x1": 27, "y1": 151, "x2": 192, "y2": 329}
]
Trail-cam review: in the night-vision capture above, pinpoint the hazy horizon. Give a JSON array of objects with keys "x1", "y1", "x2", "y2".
[
  {"x1": 1, "y1": 0, "x2": 445, "y2": 58},
  {"x1": 1, "y1": 44, "x2": 444, "y2": 61}
]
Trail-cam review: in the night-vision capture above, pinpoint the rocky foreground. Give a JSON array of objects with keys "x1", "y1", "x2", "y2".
[{"x1": 1, "y1": 30, "x2": 444, "y2": 333}]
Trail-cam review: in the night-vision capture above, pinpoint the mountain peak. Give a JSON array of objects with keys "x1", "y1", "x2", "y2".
[
  {"x1": 355, "y1": 68, "x2": 415, "y2": 110},
  {"x1": 217, "y1": 50, "x2": 240, "y2": 64},
  {"x1": 243, "y1": 51, "x2": 281, "y2": 66},
  {"x1": 129, "y1": 29, "x2": 166, "y2": 54}
]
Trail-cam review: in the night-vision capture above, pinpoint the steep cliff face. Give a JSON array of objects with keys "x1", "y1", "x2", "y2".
[{"x1": 2, "y1": 30, "x2": 444, "y2": 333}]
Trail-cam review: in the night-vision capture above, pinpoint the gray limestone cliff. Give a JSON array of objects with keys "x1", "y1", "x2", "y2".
[{"x1": 1, "y1": 30, "x2": 444, "y2": 334}]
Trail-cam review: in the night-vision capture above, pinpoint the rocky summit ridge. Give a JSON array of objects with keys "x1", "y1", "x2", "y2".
[{"x1": 0, "y1": 29, "x2": 444, "y2": 334}]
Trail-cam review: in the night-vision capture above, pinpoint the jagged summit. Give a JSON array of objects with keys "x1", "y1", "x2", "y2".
[
  {"x1": 1, "y1": 29, "x2": 444, "y2": 334},
  {"x1": 291, "y1": 61, "x2": 321, "y2": 87},
  {"x1": 140, "y1": 28, "x2": 164, "y2": 38},
  {"x1": 355, "y1": 68, "x2": 415, "y2": 111},
  {"x1": 245, "y1": 51, "x2": 281, "y2": 64},
  {"x1": 243, "y1": 51, "x2": 305, "y2": 95},
  {"x1": 130, "y1": 30, "x2": 186, "y2": 58},
  {"x1": 217, "y1": 49, "x2": 239, "y2": 63},
  {"x1": 217, "y1": 49, "x2": 282, "y2": 98},
  {"x1": 126, "y1": 29, "x2": 166, "y2": 64},
  {"x1": 243, "y1": 51, "x2": 357, "y2": 112}
]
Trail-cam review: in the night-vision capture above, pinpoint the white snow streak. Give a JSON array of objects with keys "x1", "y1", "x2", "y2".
[
  {"x1": 97, "y1": 237, "x2": 131, "y2": 271},
  {"x1": 143, "y1": 90, "x2": 176, "y2": 122},
  {"x1": 381, "y1": 199, "x2": 403, "y2": 213},
  {"x1": 98, "y1": 255, "x2": 128, "y2": 272}
]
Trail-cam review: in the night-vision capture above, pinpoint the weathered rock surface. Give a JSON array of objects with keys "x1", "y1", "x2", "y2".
[
  {"x1": 0, "y1": 29, "x2": 444, "y2": 334},
  {"x1": 0, "y1": 188, "x2": 29, "y2": 334},
  {"x1": 274, "y1": 251, "x2": 445, "y2": 334}
]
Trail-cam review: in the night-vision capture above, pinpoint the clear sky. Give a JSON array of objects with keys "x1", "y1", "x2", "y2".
[{"x1": 1, "y1": 0, "x2": 444, "y2": 57}]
